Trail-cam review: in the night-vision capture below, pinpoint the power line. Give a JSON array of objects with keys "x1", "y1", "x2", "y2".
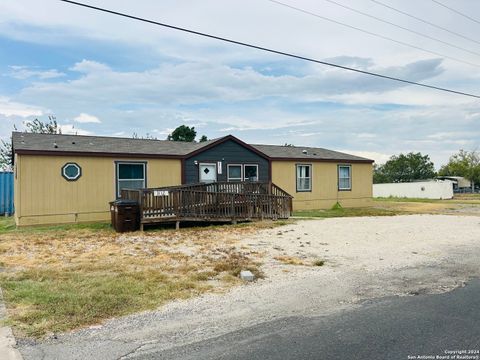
[
  {"x1": 322, "y1": 0, "x2": 480, "y2": 58},
  {"x1": 370, "y1": 0, "x2": 480, "y2": 47},
  {"x1": 267, "y1": 0, "x2": 480, "y2": 68},
  {"x1": 58, "y1": 0, "x2": 480, "y2": 99},
  {"x1": 431, "y1": 0, "x2": 480, "y2": 25}
]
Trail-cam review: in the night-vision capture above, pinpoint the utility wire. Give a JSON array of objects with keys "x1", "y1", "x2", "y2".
[
  {"x1": 431, "y1": 0, "x2": 480, "y2": 25},
  {"x1": 267, "y1": 0, "x2": 480, "y2": 68},
  {"x1": 58, "y1": 0, "x2": 480, "y2": 99},
  {"x1": 323, "y1": 0, "x2": 480, "y2": 58},
  {"x1": 370, "y1": 0, "x2": 480, "y2": 47}
]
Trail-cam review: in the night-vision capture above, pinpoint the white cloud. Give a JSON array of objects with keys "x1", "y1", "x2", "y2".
[
  {"x1": 341, "y1": 150, "x2": 391, "y2": 164},
  {"x1": 70, "y1": 60, "x2": 110, "y2": 74},
  {"x1": 0, "y1": 97, "x2": 43, "y2": 117},
  {"x1": 17, "y1": 57, "x2": 445, "y2": 110},
  {"x1": 357, "y1": 133, "x2": 377, "y2": 139},
  {"x1": 74, "y1": 113, "x2": 101, "y2": 123},
  {"x1": 58, "y1": 124, "x2": 91, "y2": 135},
  {"x1": 7, "y1": 65, "x2": 65, "y2": 80}
]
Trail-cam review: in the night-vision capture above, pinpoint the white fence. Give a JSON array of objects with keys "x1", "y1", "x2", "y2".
[{"x1": 373, "y1": 181, "x2": 454, "y2": 199}]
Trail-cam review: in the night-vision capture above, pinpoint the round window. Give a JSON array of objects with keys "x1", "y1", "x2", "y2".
[{"x1": 62, "y1": 163, "x2": 82, "y2": 181}]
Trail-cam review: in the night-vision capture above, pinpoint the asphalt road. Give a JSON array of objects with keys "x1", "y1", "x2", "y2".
[{"x1": 131, "y1": 279, "x2": 480, "y2": 360}]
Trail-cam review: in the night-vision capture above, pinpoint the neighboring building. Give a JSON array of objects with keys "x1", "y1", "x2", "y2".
[
  {"x1": 12, "y1": 132, "x2": 373, "y2": 226},
  {"x1": 436, "y1": 176, "x2": 471, "y2": 192},
  {"x1": 373, "y1": 180, "x2": 454, "y2": 200},
  {"x1": 0, "y1": 171, "x2": 14, "y2": 216}
]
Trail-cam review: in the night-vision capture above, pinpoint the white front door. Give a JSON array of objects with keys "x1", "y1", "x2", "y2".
[{"x1": 199, "y1": 163, "x2": 217, "y2": 183}]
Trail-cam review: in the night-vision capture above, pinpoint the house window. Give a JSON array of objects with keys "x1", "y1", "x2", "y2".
[
  {"x1": 227, "y1": 164, "x2": 243, "y2": 182},
  {"x1": 338, "y1": 165, "x2": 352, "y2": 190},
  {"x1": 116, "y1": 162, "x2": 146, "y2": 197},
  {"x1": 296, "y1": 164, "x2": 311, "y2": 192},
  {"x1": 62, "y1": 162, "x2": 82, "y2": 181},
  {"x1": 244, "y1": 164, "x2": 258, "y2": 182}
]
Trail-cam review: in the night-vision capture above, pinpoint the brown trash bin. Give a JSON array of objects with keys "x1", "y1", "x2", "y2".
[{"x1": 110, "y1": 200, "x2": 140, "y2": 232}]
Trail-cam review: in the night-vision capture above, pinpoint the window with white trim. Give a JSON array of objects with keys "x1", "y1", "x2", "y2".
[
  {"x1": 116, "y1": 162, "x2": 146, "y2": 197},
  {"x1": 296, "y1": 164, "x2": 311, "y2": 192},
  {"x1": 62, "y1": 163, "x2": 81, "y2": 181},
  {"x1": 244, "y1": 164, "x2": 258, "y2": 182},
  {"x1": 338, "y1": 165, "x2": 352, "y2": 190},
  {"x1": 227, "y1": 164, "x2": 243, "y2": 182}
]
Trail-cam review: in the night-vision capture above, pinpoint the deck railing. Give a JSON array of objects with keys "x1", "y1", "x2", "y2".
[{"x1": 120, "y1": 181, "x2": 292, "y2": 224}]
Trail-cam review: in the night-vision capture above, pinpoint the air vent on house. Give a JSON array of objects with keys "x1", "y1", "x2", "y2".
[
  {"x1": 53, "y1": 143, "x2": 58, "y2": 148},
  {"x1": 302, "y1": 149, "x2": 308, "y2": 154},
  {"x1": 72, "y1": 141, "x2": 76, "y2": 144}
]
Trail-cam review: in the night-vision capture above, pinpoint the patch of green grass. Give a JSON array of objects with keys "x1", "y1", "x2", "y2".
[
  {"x1": 0, "y1": 216, "x2": 16, "y2": 233},
  {"x1": 374, "y1": 196, "x2": 480, "y2": 205},
  {"x1": 293, "y1": 206, "x2": 401, "y2": 218},
  {"x1": 331, "y1": 202, "x2": 343, "y2": 210},
  {"x1": 0, "y1": 217, "x2": 113, "y2": 235},
  {"x1": 312, "y1": 259, "x2": 325, "y2": 266},
  {"x1": 374, "y1": 197, "x2": 443, "y2": 203},
  {"x1": 0, "y1": 267, "x2": 207, "y2": 338}
]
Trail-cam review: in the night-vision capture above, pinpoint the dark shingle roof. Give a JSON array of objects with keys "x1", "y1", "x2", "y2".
[
  {"x1": 12, "y1": 132, "x2": 373, "y2": 162},
  {"x1": 251, "y1": 144, "x2": 372, "y2": 162},
  {"x1": 12, "y1": 132, "x2": 219, "y2": 157}
]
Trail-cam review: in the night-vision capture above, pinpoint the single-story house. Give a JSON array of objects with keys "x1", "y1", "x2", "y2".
[{"x1": 12, "y1": 132, "x2": 373, "y2": 226}]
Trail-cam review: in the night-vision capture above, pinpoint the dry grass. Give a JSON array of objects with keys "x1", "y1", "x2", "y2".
[
  {"x1": 0, "y1": 218, "x2": 286, "y2": 338},
  {"x1": 274, "y1": 255, "x2": 305, "y2": 266},
  {"x1": 293, "y1": 206, "x2": 403, "y2": 218},
  {"x1": 373, "y1": 195, "x2": 480, "y2": 215}
]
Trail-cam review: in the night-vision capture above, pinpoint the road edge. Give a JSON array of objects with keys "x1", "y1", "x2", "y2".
[{"x1": 0, "y1": 288, "x2": 23, "y2": 360}]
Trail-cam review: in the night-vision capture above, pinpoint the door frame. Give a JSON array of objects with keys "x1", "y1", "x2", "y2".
[{"x1": 198, "y1": 162, "x2": 218, "y2": 183}]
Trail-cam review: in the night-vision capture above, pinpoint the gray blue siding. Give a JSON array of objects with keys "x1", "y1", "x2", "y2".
[{"x1": 184, "y1": 140, "x2": 269, "y2": 183}]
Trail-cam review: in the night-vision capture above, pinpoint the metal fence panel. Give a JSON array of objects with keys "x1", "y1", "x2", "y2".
[{"x1": 0, "y1": 172, "x2": 14, "y2": 215}]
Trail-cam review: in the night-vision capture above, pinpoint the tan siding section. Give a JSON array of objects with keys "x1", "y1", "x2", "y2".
[
  {"x1": 15, "y1": 155, "x2": 181, "y2": 226},
  {"x1": 271, "y1": 161, "x2": 373, "y2": 210}
]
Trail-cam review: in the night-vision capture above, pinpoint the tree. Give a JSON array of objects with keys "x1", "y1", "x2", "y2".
[
  {"x1": 0, "y1": 134, "x2": 14, "y2": 171},
  {"x1": 25, "y1": 117, "x2": 61, "y2": 134},
  {"x1": 373, "y1": 152, "x2": 436, "y2": 183},
  {"x1": 199, "y1": 135, "x2": 208, "y2": 142},
  {"x1": 132, "y1": 132, "x2": 157, "y2": 140},
  {"x1": 167, "y1": 125, "x2": 196, "y2": 142},
  {"x1": 438, "y1": 150, "x2": 480, "y2": 191},
  {"x1": 0, "y1": 117, "x2": 61, "y2": 170}
]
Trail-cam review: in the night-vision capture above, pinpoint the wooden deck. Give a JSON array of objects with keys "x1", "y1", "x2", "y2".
[{"x1": 120, "y1": 181, "x2": 293, "y2": 229}]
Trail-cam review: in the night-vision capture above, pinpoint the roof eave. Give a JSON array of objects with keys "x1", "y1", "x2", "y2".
[
  {"x1": 269, "y1": 157, "x2": 374, "y2": 163},
  {"x1": 14, "y1": 149, "x2": 184, "y2": 159}
]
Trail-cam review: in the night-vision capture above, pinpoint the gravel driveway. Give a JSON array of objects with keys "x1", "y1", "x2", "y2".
[{"x1": 18, "y1": 215, "x2": 480, "y2": 360}]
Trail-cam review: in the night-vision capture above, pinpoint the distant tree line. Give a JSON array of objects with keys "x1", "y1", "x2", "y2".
[{"x1": 374, "y1": 150, "x2": 480, "y2": 191}]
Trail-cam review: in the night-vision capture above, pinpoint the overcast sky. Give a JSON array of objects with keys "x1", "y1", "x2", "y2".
[{"x1": 1, "y1": 0, "x2": 479, "y2": 166}]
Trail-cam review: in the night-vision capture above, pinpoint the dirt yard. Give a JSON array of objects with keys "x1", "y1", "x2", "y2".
[
  {"x1": 15, "y1": 214, "x2": 480, "y2": 359},
  {"x1": 0, "y1": 221, "x2": 283, "y2": 338}
]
